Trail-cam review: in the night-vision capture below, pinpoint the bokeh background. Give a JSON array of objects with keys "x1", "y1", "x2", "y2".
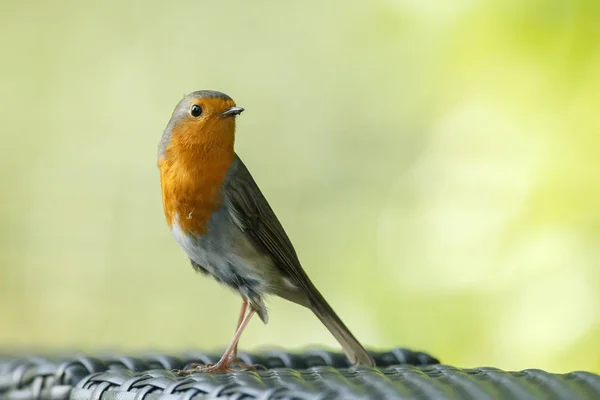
[{"x1": 1, "y1": 0, "x2": 599, "y2": 373}]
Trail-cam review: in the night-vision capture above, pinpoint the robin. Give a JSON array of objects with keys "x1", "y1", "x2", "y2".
[{"x1": 158, "y1": 90, "x2": 375, "y2": 373}]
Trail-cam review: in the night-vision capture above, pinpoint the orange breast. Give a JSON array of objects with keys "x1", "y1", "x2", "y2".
[
  {"x1": 159, "y1": 156, "x2": 234, "y2": 235},
  {"x1": 158, "y1": 122, "x2": 235, "y2": 236}
]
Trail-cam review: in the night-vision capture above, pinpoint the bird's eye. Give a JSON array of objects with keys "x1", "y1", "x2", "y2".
[{"x1": 190, "y1": 104, "x2": 202, "y2": 117}]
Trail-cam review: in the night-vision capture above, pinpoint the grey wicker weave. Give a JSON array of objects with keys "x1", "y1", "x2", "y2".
[{"x1": 1, "y1": 349, "x2": 599, "y2": 400}]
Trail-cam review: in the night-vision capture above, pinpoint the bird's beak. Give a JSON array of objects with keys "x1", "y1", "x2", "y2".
[{"x1": 220, "y1": 106, "x2": 245, "y2": 117}]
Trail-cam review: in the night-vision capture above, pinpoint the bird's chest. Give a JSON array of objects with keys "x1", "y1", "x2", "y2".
[{"x1": 159, "y1": 158, "x2": 231, "y2": 236}]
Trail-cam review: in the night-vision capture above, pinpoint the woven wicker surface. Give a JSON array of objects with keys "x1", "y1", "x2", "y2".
[{"x1": 1, "y1": 349, "x2": 599, "y2": 400}]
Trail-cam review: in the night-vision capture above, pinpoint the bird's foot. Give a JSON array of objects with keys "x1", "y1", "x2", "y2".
[
  {"x1": 228, "y1": 360, "x2": 262, "y2": 371},
  {"x1": 175, "y1": 360, "x2": 261, "y2": 375},
  {"x1": 175, "y1": 362, "x2": 233, "y2": 375}
]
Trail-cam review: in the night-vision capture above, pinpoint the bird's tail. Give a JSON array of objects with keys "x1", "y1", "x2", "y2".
[{"x1": 308, "y1": 285, "x2": 376, "y2": 367}]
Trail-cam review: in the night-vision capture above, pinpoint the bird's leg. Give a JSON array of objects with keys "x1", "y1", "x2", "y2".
[
  {"x1": 177, "y1": 305, "x2": 256, "y2": 375},
  {"x1": 227, "y1": 299, "x2": 248, "y2": 363}
]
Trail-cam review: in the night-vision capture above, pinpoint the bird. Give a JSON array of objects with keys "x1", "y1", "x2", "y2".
[{"x1": 157, "y1": 90, "x2": 375, "y2": 374}]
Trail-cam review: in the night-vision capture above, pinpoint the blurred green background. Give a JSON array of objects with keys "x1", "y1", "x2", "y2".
[{"x1": 1, "y1": 0, "x2": 599, "y2": 373}]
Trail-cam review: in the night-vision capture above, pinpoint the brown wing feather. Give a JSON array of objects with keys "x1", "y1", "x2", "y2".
[{"x1": 225, "y1": 155, "x2": 311, "y2": 291}]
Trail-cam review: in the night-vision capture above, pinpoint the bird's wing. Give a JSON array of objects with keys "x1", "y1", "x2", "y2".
[
  {"x1": 224, "y1": 155, "x2": 314, "y2": 297},
  {"x1": 225, "y1": 155, "x2": 376, "y2": 367}
]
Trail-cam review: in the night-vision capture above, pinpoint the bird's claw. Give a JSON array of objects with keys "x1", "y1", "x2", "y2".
[
  {"x1": 229, "y1": 361, "x2": 262, "y2": 371},
  {"x1": 174, "y1": 360, "x2": 262, "y2": 375},
  {"x1": 175, "y1": 363, "x2": 233, "y2": 375}
]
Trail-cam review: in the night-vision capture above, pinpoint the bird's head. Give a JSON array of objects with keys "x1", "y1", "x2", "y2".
[{"x1": 158, "y1": 90, "x2": 244, "y2": 160}]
